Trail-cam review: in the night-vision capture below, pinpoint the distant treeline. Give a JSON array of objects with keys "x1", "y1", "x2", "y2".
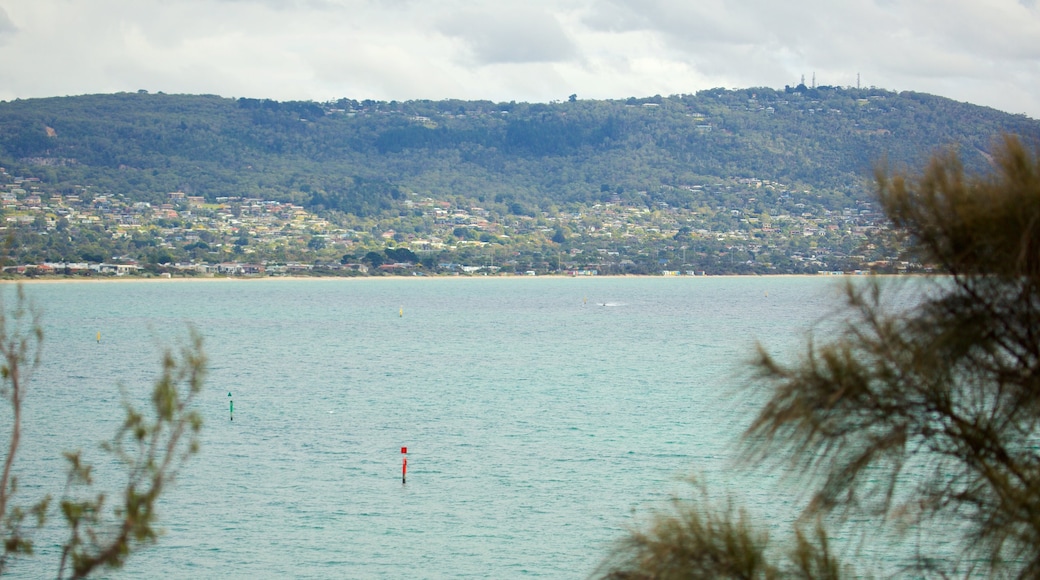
[{"x1": 1, "y1": 87, "x2": 1038, "y2": 217}]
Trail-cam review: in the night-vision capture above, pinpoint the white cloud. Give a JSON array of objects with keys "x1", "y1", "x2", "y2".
[
  {"x1": 0, "y1": 0, "x2": 1037, "y2": 117},
  {"x1": 0, "y1": 6, "x2": 16, "y2": 44},
  {"x1": 437, "y1": 7, "x2": 576, "y2": 65}
]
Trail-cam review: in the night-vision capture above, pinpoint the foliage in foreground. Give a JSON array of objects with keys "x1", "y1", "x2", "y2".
[
  {"x1": 0, "y1": 287, "x2": 205, "y2": 578},
  {"x1": 595, "y1": 482, "x2": 846, "y2": 580},
  {"x1": 596, "y1": 135, "x2": 1040, "y2": 578}
]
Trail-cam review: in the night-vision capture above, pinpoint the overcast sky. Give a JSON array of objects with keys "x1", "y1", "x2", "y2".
[{"x1": 0, "y1": 0, "x2": 1038, "y2": 117}]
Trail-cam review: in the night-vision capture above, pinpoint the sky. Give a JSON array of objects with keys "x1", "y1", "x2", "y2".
[{"x1": 0, "y1": 0, "x2": 1038, "y2": 118}]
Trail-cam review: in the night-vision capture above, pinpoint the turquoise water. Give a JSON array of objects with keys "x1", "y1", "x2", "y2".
[{"x1": 4, "y1": 277, "x2": 849, "y2": 578}]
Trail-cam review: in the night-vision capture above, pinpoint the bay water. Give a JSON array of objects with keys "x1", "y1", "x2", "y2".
[{"x1": 4, "y1": 276, "x2": 851, "y2": 578}]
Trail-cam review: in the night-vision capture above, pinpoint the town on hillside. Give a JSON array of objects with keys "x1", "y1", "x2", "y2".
[{"x1": 0, "y1": 166, "x2": 909, "y2": 278}]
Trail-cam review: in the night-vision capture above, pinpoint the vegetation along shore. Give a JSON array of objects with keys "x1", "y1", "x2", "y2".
[{"x1": 1, "y1": 87, "x2": 1037, "y2": 278}]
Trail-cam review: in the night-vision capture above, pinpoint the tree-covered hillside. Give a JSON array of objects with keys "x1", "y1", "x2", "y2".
[
  {"x1": 1, "y1": 87, "x2": 1037, "y2": 218},
  {"x1": 1, "y1": 88, "x2": 1038, "y2": 277}
]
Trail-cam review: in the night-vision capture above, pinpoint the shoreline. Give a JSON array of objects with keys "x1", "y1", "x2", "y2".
[{"x1": 0, "y1": 272, "x2": 909, "y2": 284}]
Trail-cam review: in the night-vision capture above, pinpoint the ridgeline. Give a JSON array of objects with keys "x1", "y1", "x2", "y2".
[{"x1": 0, "y1": 87, "x2": 1037, "y2": 276}]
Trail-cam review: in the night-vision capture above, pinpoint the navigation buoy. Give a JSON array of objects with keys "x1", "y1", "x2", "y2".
[
  {"x1": 399, "y1": 306, "x2": 403, "y2": 318},
  {"x1": 96, "y1": 331, "x2": 100, "y2": 343},
  {"x1": 228, "y1": 391, "x2": 233, "y2": 421},
  {"x1": 401, "y1": 446, "x2": 407, "y2": 484}
]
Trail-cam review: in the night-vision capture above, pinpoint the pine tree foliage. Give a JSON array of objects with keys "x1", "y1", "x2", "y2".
[
  {"x1": 597, "y1": 135, "x2": 1040, "y2": 578},
  {"x1": 594, "y1": 484, "x2": 847, "y2": 580},
  {"x1": 748, "y1": 135, "x2": 1040, "y2": 576}
]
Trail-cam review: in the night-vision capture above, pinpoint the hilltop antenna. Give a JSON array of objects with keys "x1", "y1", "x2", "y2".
[
  {"x1": 800, "y1": 74, "x2": 805, "y2": 86},
  {"x1": 857, "y1": 73, "x2": 861, "y2": 90},
  {"x1": 812, "y1": 72, "x2": 816, "y2": 89}
]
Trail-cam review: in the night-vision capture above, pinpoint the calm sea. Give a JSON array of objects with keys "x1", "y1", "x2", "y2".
[{"x1": 4, "y1": 276, "x2": 857, "y2": 578}]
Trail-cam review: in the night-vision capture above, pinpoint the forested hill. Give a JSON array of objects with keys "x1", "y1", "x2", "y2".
[{"x1": 0, "y1": 87, "x2": 1038, "y2": 216}]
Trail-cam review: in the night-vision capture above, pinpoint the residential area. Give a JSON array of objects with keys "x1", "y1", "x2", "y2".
[{"x1": 0, "y1": 165, "x2": 906, "y2": 277}]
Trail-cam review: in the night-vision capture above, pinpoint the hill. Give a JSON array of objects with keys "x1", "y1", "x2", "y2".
[{"x1": 0, "y1": 88, "x2": 1037, "y2": 275}]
